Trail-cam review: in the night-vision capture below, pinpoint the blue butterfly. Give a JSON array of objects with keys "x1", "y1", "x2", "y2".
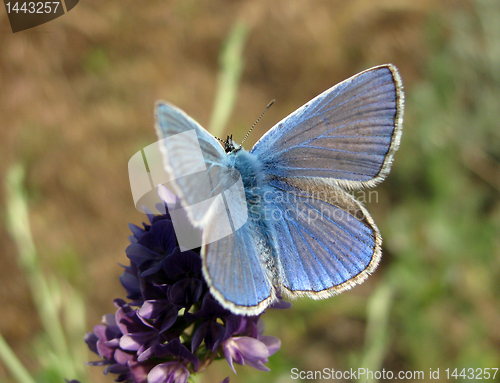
[{"x1": 155, "y1": 64, "x2": 404, "y2": 315}]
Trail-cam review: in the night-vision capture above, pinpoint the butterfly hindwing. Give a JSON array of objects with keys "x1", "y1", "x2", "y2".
[
  {"x1": 202, "y1": 219, "x2": 274, "y2": 315},
  {"x1": 251, "y1": 64, "x2": 403, "y2": 189},
  {"x1": 266, "y1": 178, "x2": 381, "y2": 297}
]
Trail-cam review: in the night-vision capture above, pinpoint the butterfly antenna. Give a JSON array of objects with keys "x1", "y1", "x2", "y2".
[
  {"x1": 240, "y1": 99, "x2": 275, "y2": 145},
  {"x1": 214, "y1": 136, "x2": 226, "y2": 144}
]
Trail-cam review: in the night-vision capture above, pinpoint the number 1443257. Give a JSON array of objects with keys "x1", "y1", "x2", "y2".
[
  {"x1": 445, "y1": 368, "x2": 498, "y2": 380},
  {"x1": 5, "y1": 2, "x2": 60, "y2": 13}
]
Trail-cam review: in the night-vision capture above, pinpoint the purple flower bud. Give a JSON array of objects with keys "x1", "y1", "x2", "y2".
[
  {"x1": 120, "y1": 261, "x2": 142, "y2": 302},
  {"x1": 163, "y1": 248, "x2": 204, "y2": 308},
  {"x1": 128, "y1": 223, "x2": 148, "y2": 244}
]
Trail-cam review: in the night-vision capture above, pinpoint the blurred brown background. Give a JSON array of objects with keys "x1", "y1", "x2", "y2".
[{"x1": 2, "y1": 0, "x2": 499, "y2": 382}]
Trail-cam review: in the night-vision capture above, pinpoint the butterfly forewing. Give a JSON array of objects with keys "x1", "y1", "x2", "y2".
[
  {"x1": 155, "y1": 102, "x2": 230, "y2": 224},
  {"x1": 251, "y1": 64, "x2": 403, "y2": 189}
]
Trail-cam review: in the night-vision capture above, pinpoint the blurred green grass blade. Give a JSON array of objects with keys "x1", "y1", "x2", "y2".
[
  {"x1": 62, "y1": 285, "x2": 87, "y2": 372},
  {"x1": 5, "y1": 165, "x2": 36, "y2": 268},
  {"x1": 209, "y1": 21, "x2": 249, "y2": 138},
  {"x1": 5, "y1": 164, "x2": 78, "y2": 380},
  {"x1": 0, "y1": 333, "x2": 37, "y2": 383},
  {"x1": 357, "y1": 282, "x2": 394, "y2": 383}
]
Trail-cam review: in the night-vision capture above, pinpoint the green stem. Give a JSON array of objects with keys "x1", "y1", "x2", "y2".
[
  {"x1": 209, "y1": 21, "x2": 249, "y2": 138},
  {"x1": 357, "y1": 282, "x2": 394, "y2": 383},
  {"x1": 5, "y1": 164, "x2": 77, "y2": 379},
  {"x1": 0, "y1": 333, "x2": 37, "y2": 383}
]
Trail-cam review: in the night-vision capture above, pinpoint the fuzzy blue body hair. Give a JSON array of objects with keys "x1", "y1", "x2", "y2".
[{"x1": 227, "y1": 148, "x2": 280, "y2": 286}]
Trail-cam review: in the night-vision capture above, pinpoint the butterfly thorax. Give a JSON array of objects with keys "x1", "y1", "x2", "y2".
[{"x1": 228, "y1": 149, "x2": 267, "y2": 209}]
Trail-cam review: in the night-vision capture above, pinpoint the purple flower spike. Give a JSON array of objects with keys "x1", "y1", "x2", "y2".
[{"x1": 85, "y1": 208, "x2": 285, "y2": 382}]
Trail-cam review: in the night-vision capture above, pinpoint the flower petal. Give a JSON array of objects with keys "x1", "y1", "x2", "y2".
[
  {"x1": 147, "y1": 361, "x2": 189, "y2": 383},
  {"x1": 129, "y1": 361, "x2": 155, "y2": 383},
  {"x1": 260, "y1": 335, "x2": 281, "y2": 356},
  {"x1": 153, "y1": 339, "x2": 199, "y2": 371},
  {"x1": 168, "y1": 278, "x2": 203, "y2": 307},
  {"x1": 223, "y1": 339, "x2": 240, "y2": 373},
  {"x1": 234, "y1": 337, "x2": 269, "y2": 361},
  {"x1": 163, "y1": 248, "x2": 201, "y2": 279}
]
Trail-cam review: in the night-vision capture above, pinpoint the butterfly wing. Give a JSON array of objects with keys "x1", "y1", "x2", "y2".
[
  {"x1": 202, "y1": 219, "x2": 275, "y2": 315},
  {"x1": 155, "y1": 102, "x2": 273, "y2": 314},
  {"x1": 266, "y1": 178, "x2": 381, "y2": 297},
  {"x1": 198, "y1": 171, "x2": 274, "y2": 315},
  {"x1": 250, "y1": 65, "x2": 403, "y2": 298},
  {"x1": 251, "y1": 64, "x2": 403, "y2": 189},
  {"x1": 155, "y1": 101, "x2": 233, "y2": 224}
]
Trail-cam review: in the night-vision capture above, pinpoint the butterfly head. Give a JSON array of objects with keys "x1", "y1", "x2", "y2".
[
  {"x1": 221, "y1": 100, "x2": 275, "y2": 155},
  {"x1": 223, "y1": 134, "x2": 241, "y2": 153}
]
